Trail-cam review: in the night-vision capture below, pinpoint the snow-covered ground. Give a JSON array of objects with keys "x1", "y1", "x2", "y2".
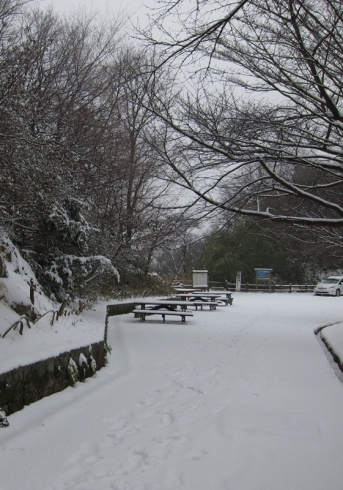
[{"x1": 1, "y1": 292, "x2": 343, "y2": 490}]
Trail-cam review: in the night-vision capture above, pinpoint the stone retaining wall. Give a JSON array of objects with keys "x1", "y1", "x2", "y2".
[
  {"x1": 106, "y1": 302, "x2": 136, "y2": 317},
  {"x1": 0, "y1": 302, "x2": 136, "y2": 417},
  {"x1": 0, "y1": 341, "x2": 106, "y2": 416},
  {"x1": 105, "y1": 302, "x2": 136, "y2": 343}
]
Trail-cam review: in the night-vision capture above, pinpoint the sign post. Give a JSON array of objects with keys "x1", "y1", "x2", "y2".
[
  {"x1": 254, "y1": 268, "x2": 273, "y2": 293},
  {"x1": 236, "y1": 271, "x2": 242, "y2": 292}
]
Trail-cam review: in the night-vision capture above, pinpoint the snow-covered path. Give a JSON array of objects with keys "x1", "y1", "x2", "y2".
[{"x1": 1, "y1": 293, "x2": 343, "y2": 489}]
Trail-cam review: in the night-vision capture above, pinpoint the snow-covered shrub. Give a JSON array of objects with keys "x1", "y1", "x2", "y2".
[
  {"x1": 104, "y1": 342, "x2": 112, "y2": 364},
  {"x1": 0, "y1": 407, "x2": 9, "y2": 428},
  {"x1": 33, "y1": 254, "x2": 120, "y2": 302},
  {"x1": 67, "y1": 358, "x2": 79, "y2": 386},
  {"x1": 0, "y1": 234, "x2": 49, "y2": 319},
  {"x1": 79, "y1": 353, "x2": 88, "y2": 366},
  {"x1": 47, "y1": 198, "x2": 92, "y2": 254},
  {"x1": 114, "y1": 270, "x2": 172, "y2": 299},
  {"x1": 78, "y1": 352, "x2": 88, "y2": 380},
  {"x1": 89, "y1": 355, "x2": 97, "y2": 373},
  {"x1": 88, "y1": 346, "x2": 97, "y2": 373},
  {"x1": 15, "y1": 195, "x2": 121, "y2": 301}
]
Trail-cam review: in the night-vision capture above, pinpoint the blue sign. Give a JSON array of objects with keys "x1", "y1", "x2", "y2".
[{"x1": 255, "y1": 269, "x2": 272, "y2": 278}]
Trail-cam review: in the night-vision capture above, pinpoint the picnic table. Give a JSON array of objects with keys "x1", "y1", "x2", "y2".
[
  {"x1": 174, "y1": 288, "x2": 200, "y2": 294},
  {"x1": 175, "y1": 292, "x2": 233, "y2": 306},
  {"x1": 134, "y1": 299, "x2": 218, "y2": 312},
  {"x1": 175, "y1": 293, "x2": 222, "y2": 303},
  {"x1": 135, "y1": 300, "x2": 190, "y2": 311},
  {"x1": 133, "y1": 300, "x2": 195, "y2": 323},
  {"x1": 197, "y1": 291, "x2": 234, "y2": 305}
]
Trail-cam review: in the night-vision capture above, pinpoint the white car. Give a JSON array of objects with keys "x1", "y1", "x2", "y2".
[{"x1": 314, "y1": 276, "x2": 343, "y2": 296}]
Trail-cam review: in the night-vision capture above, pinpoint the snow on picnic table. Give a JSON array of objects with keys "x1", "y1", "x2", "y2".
[{"x1": 1, "y1": 292, "x2": 343, "y2": 490}]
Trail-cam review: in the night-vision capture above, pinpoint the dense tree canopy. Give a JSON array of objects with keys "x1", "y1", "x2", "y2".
[
  {"x1": 194, "y1": 220, "x2": 314, "y2": 284},
  {"x1": 0, "y1": 0, "x2": 187, "y2": 299}
]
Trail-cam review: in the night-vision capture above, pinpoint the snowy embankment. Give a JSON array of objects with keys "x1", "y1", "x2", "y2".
[
  {"x1": 1, "y1": 293, "x2": 343, "y2": 490},
  {"x1": 0, "y1": 299, "x2": 107, "y2": 378},
  {"x1": 0, "y1": 238, "x2": 108, "y2": 374}
]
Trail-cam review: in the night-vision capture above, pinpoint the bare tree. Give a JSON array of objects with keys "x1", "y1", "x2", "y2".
[
  {"x1": 143, "y1": 0, "x2": 343, "y2": 231},
  {"x1": 83, "y1": 48, "x2": 192, "y2": 276}
]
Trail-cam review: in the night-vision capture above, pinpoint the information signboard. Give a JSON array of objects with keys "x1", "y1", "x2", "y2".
[
  {"x1": 255, "y1": 269, "x2": 272, "y2": 279},
  {"x1": 192, "y1": 270, "x2": 208, "y2": 289},
  {"x1": 254, "y1": 268, "x2": 273, "y2": 292}
]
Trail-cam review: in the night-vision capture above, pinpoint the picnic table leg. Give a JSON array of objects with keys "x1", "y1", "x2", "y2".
[{"x1": 225, "y1": 294, "x2": 233, "y2": 305}]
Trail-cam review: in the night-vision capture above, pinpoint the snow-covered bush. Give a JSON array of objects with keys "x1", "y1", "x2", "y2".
[
  {"x1": 104, "y1": 342, "x2": 112, "y2": 362},
  {"x1": 46, "y1": 198, "x2": 92, "y2": 254},
  {"x1": 114, "y1": 270, "x2": 172, "y2": 299},
  {"x1": 0, "y1": 407, "x2": 9, "y2": 428},
  {"x1": 78, "y1": 352, "x2": 88, "y2": 380},
  {"x1": 88, "y1": 346, "x2": 97, "y2": 373},
  {"x1": 67, "y1": 358, "x2": 79, "y2": 386},
  {"x1": 29, "y1": 253, "x2": 120, "y2": 302},
  {"x1": 89, "y1": 355, "x2": 97, "y2": 373},
  {"x1": 46, "y1": 254, "x2": 120, "y2": 301},
  {"x1": 0, "y1": 234, "x2": 49, "y2": 319}
]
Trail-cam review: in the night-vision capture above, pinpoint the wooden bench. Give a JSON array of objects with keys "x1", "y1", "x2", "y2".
[
  {"x1": 185, "y1": 301, "x2": 218, "y2": 310},
  {"x1": 133, "y1": 309, "x2": 193, "y2": 323},
  {"x1": 217, "y1": 297, "x2": 233, "y2": 306},
  {"x1": 196, "y1": 292, "x2": 233, "y2": 305}
]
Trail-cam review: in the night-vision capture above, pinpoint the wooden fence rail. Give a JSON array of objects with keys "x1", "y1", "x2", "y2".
[{"x1": 217, "y1": 282, "x2": 316, "y2": 293}]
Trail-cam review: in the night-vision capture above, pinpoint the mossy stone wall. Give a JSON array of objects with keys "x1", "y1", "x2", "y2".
[{"x1": 0, "y1": 341, "x2": 106, "y2": 415}]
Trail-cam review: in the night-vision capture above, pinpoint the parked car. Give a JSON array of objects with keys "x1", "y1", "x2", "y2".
[{"x1": 314, "y1": 276, "x2": 343, "y2": 296}]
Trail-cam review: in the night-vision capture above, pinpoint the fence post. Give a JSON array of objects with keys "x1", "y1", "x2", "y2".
[
  {"x1": 29, "y1": 279, "x2": 36, "y2": 305},
  {"x1": 57, "y1": 295, "x2": 70, "y2": 318}
]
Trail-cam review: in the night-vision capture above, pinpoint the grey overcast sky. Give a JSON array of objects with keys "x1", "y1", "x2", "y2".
[{"x1": 35, "y1": 0, "x2": 152, "y2": 26}]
